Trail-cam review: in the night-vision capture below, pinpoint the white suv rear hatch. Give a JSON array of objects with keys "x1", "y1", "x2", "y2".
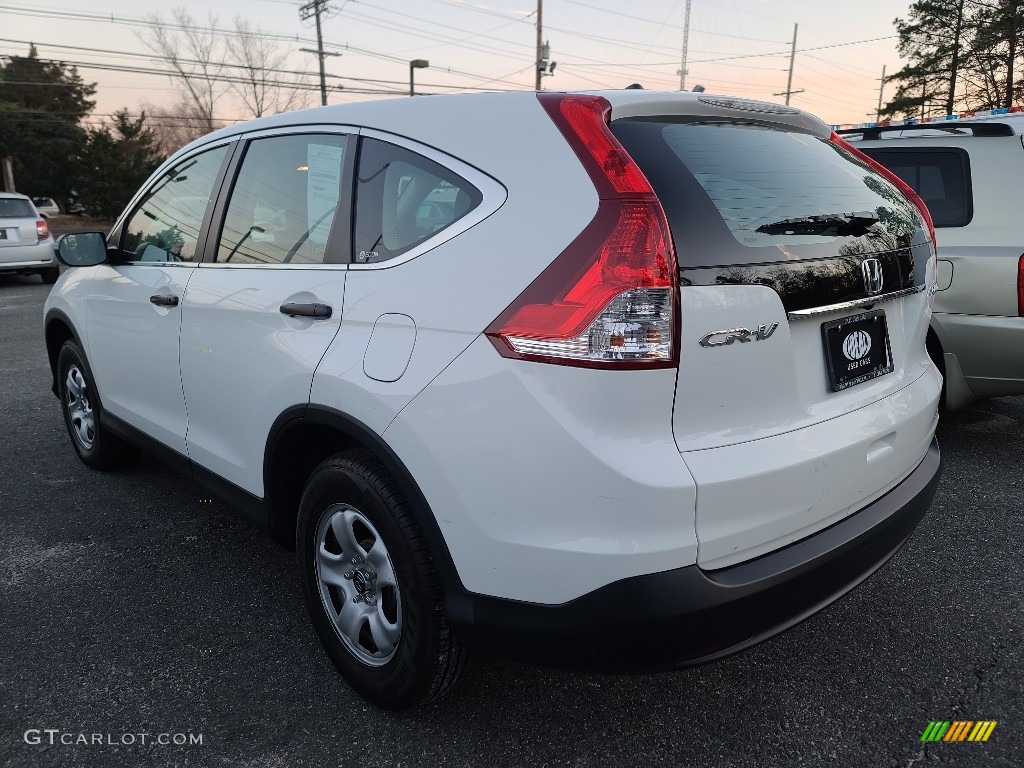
[{"x1": 608, "y1": 95, "x2": 938, "y2": 568}]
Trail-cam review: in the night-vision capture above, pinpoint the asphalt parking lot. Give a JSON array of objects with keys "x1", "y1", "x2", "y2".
[{"x1": 1, "y1": 273, "x2": 1021, "y2": 768}]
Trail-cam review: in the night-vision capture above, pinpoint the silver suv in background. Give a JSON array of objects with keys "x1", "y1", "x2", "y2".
[
  {"x1": 839, "y1": 110, "x2": 1024, "y2": 409},
  {"x1": 0, "y1": 193, "x2": 58, "y2": 284}
]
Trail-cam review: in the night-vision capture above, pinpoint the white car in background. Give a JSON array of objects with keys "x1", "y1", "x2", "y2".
[
  {"x1": 44, "y1": 90, "x2": 942, "y2": 709},
  {"x1": 0, "y1": 192, "x2": 58, "y2": 283},
  {"x1": 32, "y1": 197, "x2": 61, "y2": 218},
  {"x1": 840, "y1": 109, "x2": 1024, "y2": 409}
]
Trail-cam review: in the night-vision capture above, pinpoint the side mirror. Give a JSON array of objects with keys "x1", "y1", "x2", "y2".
[{"x1": 56, "y1": 232, "x2": 108, "y2": 267}]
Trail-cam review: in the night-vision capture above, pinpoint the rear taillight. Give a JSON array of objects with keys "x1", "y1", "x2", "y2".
[
  {"x1": 1018, "y1": 255, "x2": 1024, "y2": 317},
  {"x1": 829, "y1": 131, "x2": 936, "y2": 247},
  {"x1": 485, "y1": 94, "x2": 679, "y2": 369},
  {"x1": 36, "y1": 219, "x2": 49, "y2": 241}
]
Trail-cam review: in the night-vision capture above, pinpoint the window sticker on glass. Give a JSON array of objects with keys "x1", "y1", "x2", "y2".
[{"x1": 307, "y1": 143, "x2": 344, "y2": 252}]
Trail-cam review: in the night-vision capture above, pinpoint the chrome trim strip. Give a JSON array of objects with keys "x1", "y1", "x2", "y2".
[
  {"x1": 786, "y1": 285, "x2": 924, "y2": 319},
  {"x1": 0, "y1": 259, "x2": 54, "y2": 267},
  {"x1": 236, "y1": 124, "x2": 360, "y2": 141},
  {"x1": 196, "y1": 262, "x2": 345, "y2": 270}
]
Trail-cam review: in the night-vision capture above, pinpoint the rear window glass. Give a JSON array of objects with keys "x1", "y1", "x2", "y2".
[
  {"x1": 857, "y1": 148, "x2": 972, "y2": 227},
  {"x1": 610, "y1": 120, "x2": 919, "y2": 266},
  {"x1": 0, "y1": 198, "x2": 34, "y2": 218}
]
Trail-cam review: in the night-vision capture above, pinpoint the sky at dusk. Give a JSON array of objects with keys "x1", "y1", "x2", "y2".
[{"x1": 0, "y1": 0, "x2": 915, "y2": 127}]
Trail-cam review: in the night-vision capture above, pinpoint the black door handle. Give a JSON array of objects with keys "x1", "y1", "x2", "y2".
[
  {"x1": 280, "y1": 302, "x2": 332, "y2": 319},
  {"x1": 150, "y1": 295, "x2": 179, "y2": 307}
]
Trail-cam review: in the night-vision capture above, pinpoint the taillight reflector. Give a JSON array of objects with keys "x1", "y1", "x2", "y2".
[
  {"x1": 485, "y1": 94, "x2": 679, "y2": 369},
  {"x1": 829, "y1": 131, "x2": 936, "y2": 247},
  {"x1": 1018, "y1": 255, "x2": 1024, "y2": 317},
  {"x1": 36, "y1": 219, "x2": 49, "y2": 241}
]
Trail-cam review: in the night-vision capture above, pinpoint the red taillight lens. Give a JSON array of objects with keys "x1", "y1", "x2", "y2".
[
  {"x1": 1018, "y1": 255, "x2": 1024, "y2": 317},
  {"x1": 36, "y1": 219, "x2": 49, "y2": 241},
  {"x1": 485, "y1": 94, "x2": 679, "y2": 369},
  {"x1": 546, "y1": 94, "x2": 654, "y2": 196},
  {"x1": 829, "y1": 131, "x2": 936, "y2": 247}
]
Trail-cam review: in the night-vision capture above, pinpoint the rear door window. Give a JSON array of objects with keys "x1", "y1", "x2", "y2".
[
  {"x1": 610, "y1": 120, "x2": 920, "y2": 267},
  {"x1": 857, "y1": 148, "x2": 972, "y2": 227},
  {"x1": 352, "y1": 137, "x2": 482, "y2": 264}
]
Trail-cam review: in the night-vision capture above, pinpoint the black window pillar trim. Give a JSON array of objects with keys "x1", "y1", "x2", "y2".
[{"x1": 199, "y1": 139, "x2": 247, "y2": 264}]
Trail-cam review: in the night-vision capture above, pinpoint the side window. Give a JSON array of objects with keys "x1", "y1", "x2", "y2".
[
  {"x1": 121, "y1": 145, "x2": 228, "y2": 262},
  {"x1": 353, "y1": 137, "x2": 482, "y2": 264},
  {"x1": 860, "y1": 148, "x2": 972, "y2": 228},
  {"x1": 216, "y1": 133, "x2": 348, "y2": 265}
]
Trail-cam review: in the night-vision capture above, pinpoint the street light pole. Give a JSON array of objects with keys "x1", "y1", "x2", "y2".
[{"x1": 409, "y1": 59, "x2": 429, "y2": 96}]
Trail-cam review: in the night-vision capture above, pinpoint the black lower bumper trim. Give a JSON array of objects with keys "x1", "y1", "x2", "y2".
[{"x1": 449, "y1": 438, "x2": 941, "y2": 671}]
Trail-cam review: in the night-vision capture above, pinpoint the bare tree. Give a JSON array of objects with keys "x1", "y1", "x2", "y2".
[
  {"x1": 141, "y1": 97, "x2": 225, "y2": 156},
  {"x1": 139, "y1": 7, "x2": 225, "y2": 133},
  {"x1": 227, "y1": 18, "x2": 311, "y2": 118}
]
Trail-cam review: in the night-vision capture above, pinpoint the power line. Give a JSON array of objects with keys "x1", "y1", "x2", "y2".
[
  {"x1": 0, "y1": 39, "x2": 530, "y2": 94},
  {"x1": 558, "y1": 0, "x2": 787, "y2": 42}
]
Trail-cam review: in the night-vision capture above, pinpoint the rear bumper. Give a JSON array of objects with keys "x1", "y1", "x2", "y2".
[
  {"x1": 932, "y1": 312, "x2": 1024, "y2": 398},
  {"x1": 449, "y1": 437, "x2": 940, "y2": 671},
  {"x1": 0, "y1": 241, "x2": 56, "y2": 269}
]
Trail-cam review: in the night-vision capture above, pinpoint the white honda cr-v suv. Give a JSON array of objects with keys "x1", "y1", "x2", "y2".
[{"x1": 44, "y1": 90, "x2": 942, "y2": 709}]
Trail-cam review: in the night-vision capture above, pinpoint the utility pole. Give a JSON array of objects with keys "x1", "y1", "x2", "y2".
[
  {"x1": 533, "y1": 0, "x2": 555, "y2": 88},
  {"x1": 773, "y1": 23, "x2": 804, "y2": 105},
  {"x1": 677, "y1": 0, "x2": 692, "y2": 90},
  {"x1": 535, "y1": 0, "x2": 543, "y2": 90},
  {"x1": 875, "y1": 64, "x2": 886, "y2": 121},
  {"x1": 1, "y1": 157, "x2": 14, "y2": 193},
  {"x1": 299, "y1": 0, "x2": 340, "y2": 106}
]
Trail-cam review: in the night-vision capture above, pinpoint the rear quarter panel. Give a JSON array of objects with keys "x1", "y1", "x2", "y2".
[{"x1": 312, "y1": 94, "x2": 598, "y2": 435}]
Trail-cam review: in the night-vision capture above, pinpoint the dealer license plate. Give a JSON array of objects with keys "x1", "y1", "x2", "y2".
[{"x1": 821, "y1": 310, "x2": 893, "y2": 392}]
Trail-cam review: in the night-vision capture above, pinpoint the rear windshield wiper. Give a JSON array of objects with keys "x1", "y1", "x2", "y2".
[{"x1": 755, "y1": 211, "x2": 880, "y2": 236}]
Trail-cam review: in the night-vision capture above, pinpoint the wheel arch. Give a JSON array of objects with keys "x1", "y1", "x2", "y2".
[
  {"x1": 925, "y1": 325, "x2": 945, "y2": 379},
  {"x1": 44, "y1": 309, "x2": 82, "y2": 398},
  {"x1": 264, "y1": 405, "x2": 468, "y2": 602}
]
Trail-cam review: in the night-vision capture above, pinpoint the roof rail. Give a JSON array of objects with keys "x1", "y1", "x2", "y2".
[
  {"x1": 835, "y1": 122, "x2": 1015, "y2": 140},
  {"x1": 831, "y1": 106, "x2": 1024, "y2": 138}
]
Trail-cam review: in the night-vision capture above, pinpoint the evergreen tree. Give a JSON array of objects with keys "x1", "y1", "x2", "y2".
[
  {"x1": 0, "y1": 45, "x2": 95, "y2": 201},
  {"x1": 78, "y1": 111, "x2": 164, "y2": 219},
  {"x1": 885, "y1": 0, "x2": 1024, "y2": 117},
  {"x1": 884, "y1": 1, "x2": 968, "y2": 119}
]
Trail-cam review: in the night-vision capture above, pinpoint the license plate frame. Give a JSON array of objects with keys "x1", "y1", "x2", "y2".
[{"x1": 821, "y1": 309, "x2": 893, "y2": 392}]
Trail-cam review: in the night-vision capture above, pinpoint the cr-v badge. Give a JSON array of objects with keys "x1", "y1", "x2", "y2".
[{"x1": 699, "y1": 323, "x2": 779, "y2": 347}]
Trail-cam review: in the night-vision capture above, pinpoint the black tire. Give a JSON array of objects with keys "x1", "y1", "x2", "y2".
[
  {"x1": 297, "y1": 449, "x2": 469, "y2": 709},
  {"x1": 40, "y1": 266, "x2": 59, "y2": 284},
  {"x1": 56, "y1": 340, "x2": 141, "y2": 470}
]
